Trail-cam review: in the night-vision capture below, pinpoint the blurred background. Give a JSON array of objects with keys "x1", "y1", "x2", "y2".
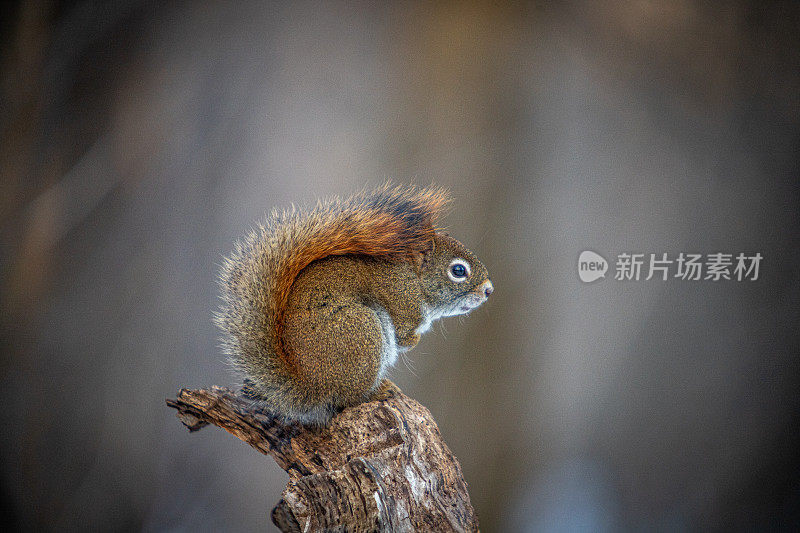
[{"x1": 2, "y1": 1, "x2": 799, "y2": 531}]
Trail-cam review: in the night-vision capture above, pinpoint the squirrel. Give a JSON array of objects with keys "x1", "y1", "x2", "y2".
[{"x1": 215, "y1": 183, "x2": 493, "y2": 425}]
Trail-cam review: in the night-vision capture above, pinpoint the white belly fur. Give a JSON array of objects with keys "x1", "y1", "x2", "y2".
[
  {"x1": 372, "y1": 305, "x2": 437, "y2": 382},
  {"x1": 373, "y1": 307, "x2": 398, "y2": 380}
]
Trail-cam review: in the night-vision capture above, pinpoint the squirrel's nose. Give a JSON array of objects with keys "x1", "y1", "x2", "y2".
[{"x1": 483, "y1": 280, "x2": 494, "y2": 298}]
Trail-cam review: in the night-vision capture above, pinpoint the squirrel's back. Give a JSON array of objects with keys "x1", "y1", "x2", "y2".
[{"x1": 215, "y1": 183, "x2": 451, "y2": 420}]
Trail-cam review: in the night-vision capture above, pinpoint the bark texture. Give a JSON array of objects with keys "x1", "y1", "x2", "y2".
[{"x1": 166, "y1": 386, "x2": 479, "y2": 532}]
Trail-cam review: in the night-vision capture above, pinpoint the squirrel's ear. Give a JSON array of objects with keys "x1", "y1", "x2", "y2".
[{"x1": 411, "y1": 238, "x2": 435, "y2": 275}]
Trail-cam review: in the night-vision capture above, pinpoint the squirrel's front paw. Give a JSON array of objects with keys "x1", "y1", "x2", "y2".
[
  {"x1": 369, "y1": 379, "x2": 402, "y2": 402},
  {"x1": 397, "y1": 332, "x2": 421, "y2": 348}
]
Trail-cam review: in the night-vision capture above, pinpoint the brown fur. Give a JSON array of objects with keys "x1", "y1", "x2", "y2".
[
  {"x1": 215, "y1": 183, "x2": 458, "y2": 423},
  {"x1": 270, "y1": 184, "x2": 451, "y2": 372}
]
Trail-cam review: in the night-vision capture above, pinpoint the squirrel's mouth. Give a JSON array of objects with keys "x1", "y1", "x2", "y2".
[{"x1": 439, "y1": 292, "x2": 488, "y2": 318}]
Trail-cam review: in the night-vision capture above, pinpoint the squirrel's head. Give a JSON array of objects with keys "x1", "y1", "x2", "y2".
[{"x1": 417, "y1": 232, "x2": 493, "y2": 318}]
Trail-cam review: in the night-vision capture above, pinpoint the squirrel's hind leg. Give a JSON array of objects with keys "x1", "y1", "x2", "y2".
[
  {"x1": 369, "y1": 378, "x2": 402, "y2": 401},
  {"x1": 283, "y1": 302, "x2": 384, "y2": 411}
]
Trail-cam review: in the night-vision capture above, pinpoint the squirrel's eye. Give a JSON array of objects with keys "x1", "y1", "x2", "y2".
[{"x1": 448, "y1": 259, "x2": 470, "y2": 282}]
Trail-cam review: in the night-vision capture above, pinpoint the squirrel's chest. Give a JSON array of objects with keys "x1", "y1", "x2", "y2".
[
  {"x1": 372, "y1": 307, "x2": 400, "y2": 378},
  {"x1": 371, "y1": 304, "x2": 432, "y2": 379}
]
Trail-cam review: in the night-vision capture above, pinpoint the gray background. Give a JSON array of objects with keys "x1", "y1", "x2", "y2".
[{"x1": 2, "y1": 1, "x2": 799, "y2": 531}]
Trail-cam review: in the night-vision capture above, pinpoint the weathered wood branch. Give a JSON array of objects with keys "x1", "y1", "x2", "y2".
[{"x1": 166, "y1": 386, "x2": 479, "y2": 532}]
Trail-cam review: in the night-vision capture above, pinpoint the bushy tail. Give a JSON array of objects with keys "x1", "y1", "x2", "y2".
[{"x1": 215, "y1": 183, "x2": 451, "y2": 387}]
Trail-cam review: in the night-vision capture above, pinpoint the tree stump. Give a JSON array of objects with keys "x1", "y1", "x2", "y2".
[{"x1": 166, "y1": 386, "x2": 479, "y2": 532}]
